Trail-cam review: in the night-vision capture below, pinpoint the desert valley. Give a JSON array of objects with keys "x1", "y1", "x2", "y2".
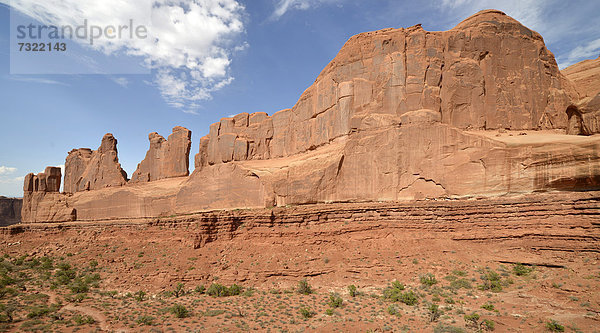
[{"x1": 1, "y1": 9, "x2": 600, "y2": 333}]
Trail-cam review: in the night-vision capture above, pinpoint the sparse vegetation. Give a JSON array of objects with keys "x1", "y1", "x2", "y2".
[
  {"x1": 296, "y1": 279, "x2": 313, "y2": 295},
  {"x1": 420, "y1": 273, "x2": 438, "y2": 287},
  {"x1": 206, "y1": 283, "x2": 243, "y2": 297},
  {"x1": 348, "y1": 284, "x2": 357, "y2": 297},
  {"x1": 170, "y1": 304, "x2": 190, "y2": 318},
  {"x1": 545, "y1": 320, "x2": 565, "y2": 332},
  {"x1": 328, "y1": 293, "x2": 343, "y2": 308},
  {"x1": 299, "y1": 306, "x2": 315, "y2": 319}
]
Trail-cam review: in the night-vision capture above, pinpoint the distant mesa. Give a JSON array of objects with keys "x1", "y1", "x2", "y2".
[{"x1": 19, "y1": 9, "x2": 600, "y2": 223}]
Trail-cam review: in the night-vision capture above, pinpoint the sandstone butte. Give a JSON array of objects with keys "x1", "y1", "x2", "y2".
[{"x1": 19, "y1": 9, "x2": 600, "y2": 223}]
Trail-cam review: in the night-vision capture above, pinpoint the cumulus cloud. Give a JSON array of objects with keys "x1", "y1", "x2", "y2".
[
  {"x1": 4, "y1": 0, "x2": 246, "y2": 113},
  {"x1": 0, "y1": 166, "x2": 17, "y2": 175},
  {"x1": 271, "y1": 0, "x2": 343, "y2": 20}
]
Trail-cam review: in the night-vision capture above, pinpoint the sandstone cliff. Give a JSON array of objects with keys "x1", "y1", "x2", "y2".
[
  {"x1": 562, "y1": 56, "x2": 600, "y2": 134},
  {"x1": 0, "y1": 196, "x2": 21, "y2": 227},
  {"x1": 19, "y1": 9, "x2": 600, "y2": 223},
  {"x1": 22, "y1": 167, "x2": 75, "y2": 223},
  {"x1": 63, "y1": 134, "x2": 128, "y2": 193},
  {"x1": 130, "y1": 126, "x2": 192, "y2": 183}
]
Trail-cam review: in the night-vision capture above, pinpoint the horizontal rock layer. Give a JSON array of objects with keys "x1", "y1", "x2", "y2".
[{"x1": 4, "y1": 192, "x2": 600, "y2": 288}]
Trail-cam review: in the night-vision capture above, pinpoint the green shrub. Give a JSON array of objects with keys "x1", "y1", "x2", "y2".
[
  {"x1": 203, "y1": 309, "x2": 225, "y2": 317},
  {"x1": 54, "y1": 263, "x2": 76, "y2": 285},
  {"x1": 512, "y1": 263, "x2": 534, "y2": 276},
  {"x1": 428, "y1": 303, "x2": 442, "y2": 322},
  {"x1": 481, "y1": 303, "x2": 495, "y2": 311},
  {"x1": 382, "y1": 280, "x2": 405, "y2": 300},
  {"x1": 433, "y1": 323, "x2": 465, "y2": 333},
  {"x1": 299, "y1": 307, "x2": 315, "y2": 319},
  {"x1": 482, "y1": 319, "x2": 495, "y2": 331},
  {"x1": 173, "y1": 282, "x2": 185, "y2": 298},
  {"x1": 228, "y1": 284, "x2": 242, "y2": 296},
  {"x1": 194, "y1": 285, "x2": 206, "y2": 294},
  {"x1": 296, "y1": 279, "x2": 313, "y2": 295},
  {"x1": 348, "y1": 285, "x2": 357, "y2": 297},
  {"x1": 68, "y1": 277, "x2": 89, "y2": 294},
  {"x1": 464, "y1": 312, "x2": 480, "y2": 328},
  {"x1": 73, "y1": 314, "x2": 95, "y2": 325},
  {"x1": 136, "y1": 315, "x2": 155, "y2": 325},
  {"x1": 328, "y1": 293, "x2": 343, "y2": 308},
  {"x1": 383, "y1": 281, "x2": 418, "y2": 305},
  {"x1": 134, "y1": 290, "x2": 146, "y2": 302},
  {"x1": 387, "y1": 304, "x2": 401, "y2": 317},
  {"x1": 0, "y1": 304, "x2": 16, "y2": 322},
  {"x1": 325, "y1": 308, "x2": 334, "y2": 316},
  {"x1": 478, "y1": 270, "x2": 503, "y2": 292},
  {"x1": 420, "y1": 273, "x2": 438, "y2": 287},
  {"x1": 545, "y1": 320, "x2": 565, "y2": 332},
  {"x1": 450, "y1": 278, "x2": 472, "y2": 290},
  {"x1": 26, "y1": 306, "x2": 50, "y2": 318},
  {"x1": 206, "y1": 283, "x2": 243, "y2": 297},
  {"x1": 170, "y1": 304, "x2": 189, "y2": 318}
]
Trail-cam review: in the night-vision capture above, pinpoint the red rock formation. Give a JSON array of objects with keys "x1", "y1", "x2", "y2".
[
  {"x1": 18, "y1": 10, "x2": 600, "y2": 222},
  {"x1": 63, "y1": 133, "x2": 128, "y2": 193},
  {"x1": 130, "y1": 126, "x2": 192, "y2": 183},
  {"x1": 0, "y1": 196, "x2": 22, "y2": 227},
  {"x1": 22, "y1": 167, "x2": 75, "y2": 223},
  {"x1": 562, "y1": 55, "x2": 600, "y2": 98},
  {"x1": 562, "y1": 56, "x2": 600, "y2": 134}
]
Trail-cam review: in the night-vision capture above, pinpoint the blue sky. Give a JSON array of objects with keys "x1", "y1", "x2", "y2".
[{"x1": 0, "y1": 0, "x2": 599, "y2": 197}]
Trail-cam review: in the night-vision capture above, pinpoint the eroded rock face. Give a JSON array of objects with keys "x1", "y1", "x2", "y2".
[
  {"x1": 562, "y1": 56, "x2": 600, "y2": 134},
  {"x1": 64, "y1": 134, "x2": 128, "y2": 193},
  {"x1": 563, "y1": 55, "x2": 600, "y2": 98},
  {"x1": 195, "y1": 10, "x2": 579, "y2": 172},
  {"x1": 0, "y1": 197, "x2": 22, "y2": 226},
  {"x1": 22, "y1": 167, "x2": 75, "y2": 223},
  {"x1": 130, "y1": 126, "x2": 192, "y2": 183},
  {"x1": 19, "y1": 10, "x2": 600, "y2": 222}
]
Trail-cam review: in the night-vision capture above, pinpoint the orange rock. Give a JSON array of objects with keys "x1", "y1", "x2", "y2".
[
  {"x1": 20, "y1": 10, "x2": 600, "y2": 222},
  {"x1": 64, "y1": 133, "x2": 127, "y2": 193},
  {"x1": 130, "y1": 126, "x2": 192, "y2": 183}
]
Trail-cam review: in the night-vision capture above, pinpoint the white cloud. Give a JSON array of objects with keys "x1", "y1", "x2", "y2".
[
  {"x1": 111, "y1": 77, "x2": 129, "y2": 87},
  {"x1": 4, "y1": 0, "x2": 246, "y2": 112},
  {"x1": 558, "y1": 38, "x2": 600, "y2": 68},
  {"x1": 271, "y1": 0, "x2": 343, "y2": 20},
  {"x1": 9, "y1": 76, "x2": 69, "y2": 86},
  {"x1": 0, "y1": 176, "x2": 24, "y2": 184},
  {"x1": 0, "y1": 166, "x2": 17, "y2": 175}
]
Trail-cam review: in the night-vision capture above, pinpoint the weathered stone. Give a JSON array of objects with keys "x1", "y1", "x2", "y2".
[
  {"x1": 64, "y1": 148, "x2": 92, "y2": 193},
  {"x1": 130, "y1": 126, "x2": 192, "y2": 183},
  {"x1": 21, "y1": 166, "x2": 73, "y2": 223},
  {"x1": 0, "y1": 196, "x2": 22, "y2": 226},
  {"x1": 19, "y1": 10, "x2": 600, "y2": 223},
  {"x1": 63, "y1": 134, "x2": 127, "y2": 193}
]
